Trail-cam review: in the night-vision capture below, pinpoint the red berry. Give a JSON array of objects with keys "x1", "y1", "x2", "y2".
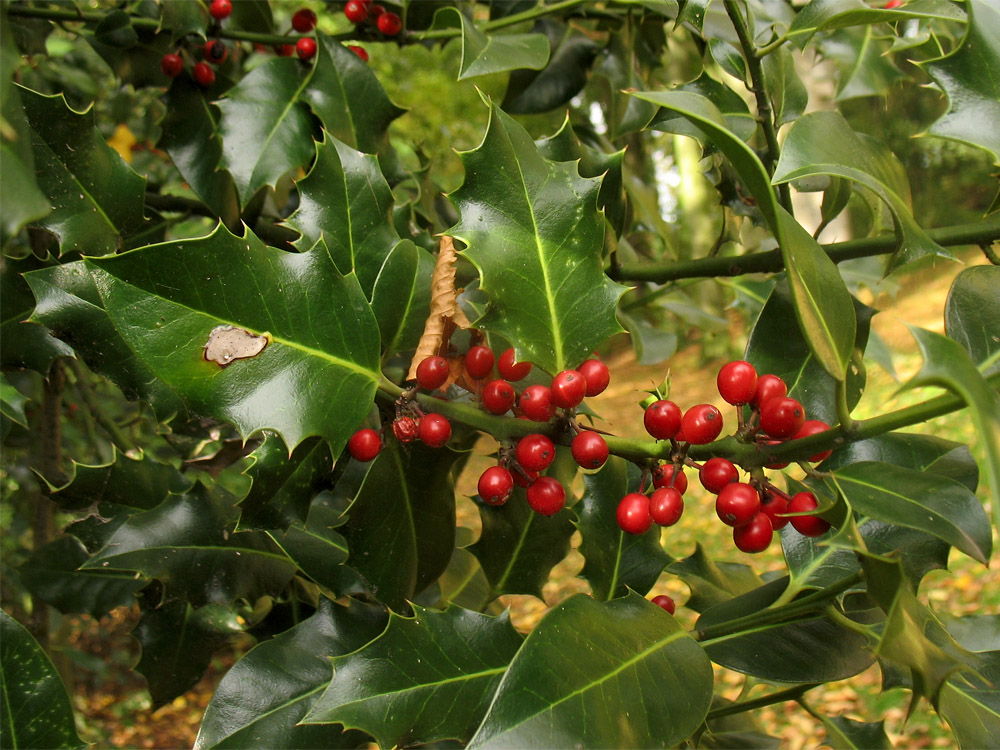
[
  {"x1": 550, "y1": 370, "x2": 587, "y2": 409},
  {"x1": 416, "y1": 355, "x2": 449, "y2": 391},
  {"x1": 275, "y1": 43, "x2": 296, "y2": 56},
  {"x1": 369, "y1": 3, "x2": 386, "y2": 18},
  {"x1": 512, "y1": 467, "x2": 539, "y2": 488},
  {"x1": 296, "y1": 37, "x2": 317, "y2": 60},
  {"x1": 651, "y1": 594, "x2": 675, "y2": 614},
  {"x1": 344, "y1": 0, "x2": 369, "y2": 23},
  {"x1": 160, "y1": 53, "x2": 183, "y2": 78},
  {"x1": 793, "y1": 420, "x2": 833, "y2": 462},
  {"x1": 763, "y1": 439, "x2": 790, "y2": 470},
  {"x1": 681, "y1": 404, "x2": 724, "y2": 445},
  {"x1": 347, "y1": 44, "x2": 369, "y2": 62},
  {"x1": 526, "y1": 476, "x2": 565, "y2": 516},
  {"x1": 760, "y1": 396, "x2": 806, "y2": 439},
  {"x1": 498, "y1": 348, "x2": 532, "y2": 381},
  {"x1": 652, "y1": 463, "x2": 688, "y2": 494},
  {"x1": 734, "y1": 513, "x2": 773, "y2": 553},
  {"x1": 478, "y1": 466, "x2": 513, "y2": 506},
  {"x1": 643, "y1": 400, "x2": 682, "y2": 440},
  {"x1": 760, "y1": 490, "x2": 789, "y2": 530},
  {"x1": 209, "y1": 0, "x2": 232, "y2": 20},
  {"x1": 418, "y1": 413, "x2": 451, "y2": 448},
  {"x1": 617, "y1": 493, "x2": 652, "y2": 535},
  {"x1": 481, "y1": 379, "x2": 515, "y2": 414},
  {"x1": 650, "y1": 487, "x2": 684, "y2": 527},
  {"x1": 716, "y1": 483, "x2": 760, "y2": 527},
  {"x1": 292, "y1": 8, "x2": 318, "y2": 32},
  {"x1": 885, "y1": 0, "x2": 903, "y2": 7},
  {"x1": 377, "y1": 10, "x2": 402, "y2": 35},
  {"x1": 717, "y1": 360, "x2": 758, "y2": 405},
  {"x1": 516, "y1": 433, "x2": 555, "y2": 472},
  {"x1": 578, "y1": 359, "x2": 610, "y2": 397},
  {"x1": 465, "y1": 345, "x2": 494, "y2": 379},
  {"x1": 205, "y1": 39, "x2": 228, "y2": 64},
  {"x1": 752, "y1": 373, "x2": 788, "y2": 409},
  {"x1": 699, "y1": 457, "x2": 739, "y2": 494},
  {"x1": 519, "y1": 385, "x2": 555, "y2": 422},
  {"x1": 392, "y1": 416, "x2": 418, "y2": 443},
  {"x1": 192, "y1": 62, "x2": 215, "y2": 87},
  {"x1": 348, "y1": 428, "x2": 382, "y2": 461},
  {"x1": 571, "y1": 431, "x2": 608, "y2": 469},
  {"x1": 787, "y1": 491, "x2": 831, "y2": 537}
]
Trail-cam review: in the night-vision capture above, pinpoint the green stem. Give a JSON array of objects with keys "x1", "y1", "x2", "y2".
[
  {"x1": 705, "y1": 683, "x2": 818, "y2": 721},
  {"x1": 756, "y1": 34, "x2": 788, "y2": 57},
  {"x1": 835, "y1": 375, "x2": 857, "y2": 434},
  {"x1": 723, "y1": 0, "x2": 792, "y2": 212},
  {"x1": 410, "y1": 0, "x2": 596, "y2": 40},
  {"x1": 608, "y1": 218, "x2": 1000, "y2": 283}
]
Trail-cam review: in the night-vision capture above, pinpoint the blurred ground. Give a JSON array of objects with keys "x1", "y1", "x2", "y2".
[{"x1": 67, "y1": 252, "x2": 997, "y2": 749}]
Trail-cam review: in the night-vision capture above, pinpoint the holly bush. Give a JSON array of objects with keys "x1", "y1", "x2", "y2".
[{"x1": 2, "y1": 0, "x2": 999, "y2": 748}]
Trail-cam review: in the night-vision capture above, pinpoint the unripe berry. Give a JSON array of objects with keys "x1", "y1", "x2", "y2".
[
  {"x1": 478, "y1": 466, "x2": 513, "y2": 506},
  {"x1": 716, "y1": 483, "x2": 760, "y2": 527},
  {"x1": 526, "y1": 476, "x2": 565, "y2": 516},
  {"x1": 699, "y1": 457, "x2": 739, "y2": 494},
  {"x1": 578, "y1": 358, "x2": 610, "y2": 397},
  {"x1": 516, "y1": 433, "x2": 555, "y2": 472},
  {"x1": 498, "y1": 348, "x2": 532, "y2": 381},
  {"x1": 717, "y1": 360, "x2": 758, "y2": 405},
  {"x1": 550, "y1": 369, "x2": 587, "y2": 409},
  {"x1": 415, "y1": 355, "x2": 449, "y2": 391},
  {"x1": 787, "y1": 491, "x2": 831, "y2": 537},
  {"x1": 481, "y1": 379, "x2": 515, "y2": 414},
  {"x1": 649, "y1": 487, "x2": 684, "y2": 527},
  {"x1": 296, "y1": 36, "x2": 317, "y2": 60},
  {"x1": 571, "y1": 431, "x2": 608, "y2": 469},
  {"x1": 348, "y1": 428, "x2": 381, "y2": 462},
  {"x1": 291, "y1": 8, "x2": 318, "y2": 32},
  {"x1": 160, "y1": 53, "x2": 183, "y2": 78},
  {"x1": 209, "y1": 0, "x2": 233, "y2": 20},
  {"x1": 651, "y1": 594, "x2": 675, "y2": 614},
  {"x1": 617, "y1": 493, "x2": 652, "y2": 535},
  {"x1": 519, "y1": 385, "x2": 554, "y2": 422},
  {"x1": 418, "y1": 413, "x2": 451, "y2": 448},
  {"x1": 733, "y1": 513, "x2": 773, "y2": 553},
  {"x1": 760, "y1": 396, "x2": 806, "y2": 439},
  {"x1": 192, "y1": 62, "x2": 215, "y2": 87},
  {"x1": 377, "y1": 10, "x2": 402, "y2": 35},
  {"x1": 465, "y1": 345, "x2": 494, "y2": 379},
  {"x1": 643, "y1": 399, "x2": 682, "y2": 440},
  {"x1": 681, "y1": 403, "x2": 724, "y2": 445},
  {"x1": 652, "y1": 463, "x2": 687, "y2": 494},
  {"x1": 344, "y1": 0, "x2": 369, "y2": 23}
]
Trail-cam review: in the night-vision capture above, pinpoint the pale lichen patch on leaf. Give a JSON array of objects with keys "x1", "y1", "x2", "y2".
[{"x1": 203, "y1": 325, "x2": 269, "y2": 367}]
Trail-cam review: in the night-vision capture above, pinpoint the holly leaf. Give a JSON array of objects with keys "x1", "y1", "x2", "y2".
[
  {"x1": 668, "y1": 544, "x2": 764, "y2": 613},
  {"x1": 823, "y1": 26, "x2": 907, "y2": 101},
  {"x1": 370, "y1": 240, "x2": 435, "y2": 358},
  {"x1": 267, "y1": 502, "x2": 353, "y2": 594},
  {"x1": 435, "y1": 546, "x2": 496, "y2": 612},
  {"x1": 81, "y1": 228, "x2": 380, "y2": 453},
  {"x1": 762, "y1": 47, "x2": 808, "y2": 127},
  {"x1": 0, "y1": 374, "x2": 27, "y2": 427},
  {"x1": 819, "y1": 715, "x2": 892, "y2": 750},
  {"x1": 305, "y1": 606, "x2": 523, "y2": 747},
  {"x1": 788, "y1": 0, "x2": 966, "y2": 42},
  {"x1": 467, "y1": 593, "x2": 714, "y2": 747},
  {"x1": 1, "y1": 256, "x2": 74, "y2": 375},
  {"x1": 469, "y1": 487, "x2": 575, "y2": 600},
  {"x1": 0, "y1": 611, "x2": 86, "y2": 750},
  {"x1": 0, "y1": 142, "x2": 50, "y2": 246},
  {"x1": 341, "y1": 442, "x2": 462, "y2": 611},
  {"x1": 432, "y1": 7, "x2": 549, "y2": 80},
  {"x1": 773, "y1": 110, "x2": 950, "y2": 272},
  {"x1": 450, "y1": 102, "x2": 627, "y2": 373},
  {"x1": 576, "y1": 457, "x2": 670, "y2": 601},
  {"x1": 195, "y1": 598, "x2": 385, "y2": 750},
  {"x1": 238, "y1": 435, "x2": 332, "y2": 531},
  {"x1": 921, "y1": 0, "x2": 1000, "y2": 162},
  {"x1": 216, "y1": 58, "x2": 316, "y2": 204},
  {"x1": 18, "y1": 86, "x2": 146, "y2": 256},
  {"x1": 945, "y1": 265, "x2": 1000, "y2": 376},
  {"x1": 303, "y1": 35, "x2": 405, "y2": 154},
  {"x1": 939, "y1": 652, "x2": 1000, "y2": 750},
  {"x1": 285, "y1": 136, "x2": 399, "y2": 295}
]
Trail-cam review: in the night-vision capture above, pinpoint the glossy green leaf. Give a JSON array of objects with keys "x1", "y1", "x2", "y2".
[
  {"x1": 698, "y1": 579, "x2": 878, "y2": 682},
  {"x1": 450, "y1": 102, "x2": 626, "y2": 373},
  {"x1": 195, "y1": 598, "x2": 385, "y2": 749},
  {"x1": 939, "y1": 652, "x2": 1000, "y2": 750},
  {"x1": 370, "y1": 240, "x2": 434, "y2": 358},
  {"x1": 901, "y1": 326, "x2": 1000, "y2": 523},
  {"x1": 0, "y1": 143, "x2": 49, "y2": 245},
  {"x1": 746, "y1": 282, "x2": 871, "y2": 424},
  {"x1": 819, "y1": 715, "x2": 892, "y2": 750},
  {"x1": 678, "y1": 0, "x2": 709, "y2": 32},
  {"x1": 2, "y1": 257, "x2": 74, "y2": 374},
  {"x1": 774, "y1": 111, "x2": 950, "y2": 272},
  {"x1": 160, "y1": 77, "x2": 240, "y2": 227},
  {"x1": 788, "y1": 0, "x2": 965, "y2": 42},
  {"x1": 238, "y1": 434, "x2": 332, "y2": 531},
  {"x1": 433, "y1": 7, "x2": 549, "y2": 79},
  {"x1": 303, "y1": 35, "x2": 405, "y2": 154},
  {"x1": 0, "y1": 610, "x2": 85, "y2": 750},
  {"x1": 228, "y1": 0, "x2": 274, "y2": 33},
  {"x1": 306, "y1": 606, "x2": 523, "y2": 747},
  {"x1": 647, "y1": 74, "x2": 756, "y2": 143},
  {"x1": 709, "y1": 39, "x2": 747, "y2": 83},
  {"x1": 576, "y1": 457, "x2": 670, "y2": 601},
  {"x1": 134, "y1": 600, "x2": 243, "y2": 708},
  {"x1": 285, "y1": 136, "x2": 399, "y2": 295},
  {"x1": 469, "y1": 487, "x2": 575, "y2": 600},
  {"x1": 19, "y1": 86, "x2": 146, "y2": 256},
  {"x1": 631, "y1": 89, "x2": 856, "y2": 379},
  {"x1": 83, "y1": 228, "x2": 380, "y2": 452},
  {"x1": 833, "y1": 461, "x2": 991, "y2": 564},
  {"x1": 761, "y1": 46, "x2": 807, "y2": 127},
  {"x1": 19, "y1": 535, "x2": 144, "y2": 618},
  {"x1": 435, "y1": 546, "x2": 496, "y2": 612},
  {"x1": 342, "y1": 442, "x2": 461, "y2": 610},
  {"x1": 468, "y1": 593, "x2": 714, "y2": 747},
  {"x1": 921, "y1": 0, "x2": 1000, "y2": 162},
  {"x1": 0, "y1": 374, "x2": 26, "y2": 427},
  {"x1": 83, "y1": 488, "x2": 297, "y2": 606},
  {"x1": 822, "y1": 26, "x2": 907, "y2": 101},
  {"x1": 945, "y1": 265, "x2": 1000, "y2": 376},
  {"x1": 216, "y1": 58, "x2": 316, "y2": 204},
  {"x1": 267, "y1": 502, "x2": 352, "y2": 594},
  {"x1": 668, "y1": 543, "x2": 763, "y2": 613}
]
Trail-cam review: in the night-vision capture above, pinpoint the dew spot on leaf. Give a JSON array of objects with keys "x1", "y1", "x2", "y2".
[{"x1": 203, "y1": 325, "x2": 268, "y2": 367}]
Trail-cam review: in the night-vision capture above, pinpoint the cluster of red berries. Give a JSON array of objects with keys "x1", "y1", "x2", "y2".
[
  {"x1": 616, "y1": 360, "x2": 832, "y2": 553},
  {"x1": 343, "y1": 1, "x2": 402, "y2": 38}
]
